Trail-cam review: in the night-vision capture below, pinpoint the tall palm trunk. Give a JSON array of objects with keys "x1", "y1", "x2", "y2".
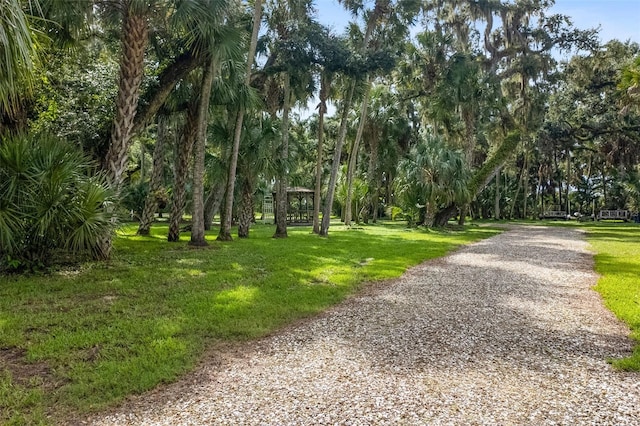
[
  {"x1": 190, "y1": 57, "x2": 216, "y2": 246},
  {"x1": 536, "y1": 163, "x2": 544, "y2": 218},
  {"x1": 319, "y1": 1, "x2": 386, "y2": 236},
  {"x1": 218, "y1": 0, "x2": 262, "y2": 241},
  {"x1": 494, "y1": 167, "x2": 501, "y2": 220},
  {"x1": 204, "y1": 181, "x2": 226, "y2": 230},
  {"x1": 320, "y1": 82, "x2": 356, "y2": 236},
  {"x1": 168, "y1": 104, "x2": 198, "y2": 242},
  {"x1": 344, "y1": 78, "x2": 372, "y2": 226},
  {"x1": 97, "y1": 7, "x2": 148, "y2": 258},
  {"x1": 237, "y1": 178, "x2": 254, "y2": 238},
  {"x1": 312, "y1": 73, "x2": 329, "y2": 234},
  {"x1": 137, "y1": 116, "x2": 168, "y2": 235},
  {"x1": 366, "y1": 130, "x2": 379, "y2": 223},
  {"x1": 273, "y1": 73, "x2": 291, "y2": 238},
  {"x1": 458, "y1": 108, "x2": 476, "y2": 225},
  {"x1": 510, "y1": 153, "x2": 527, "y2": 219},
  {"x1": 105, "y1": 9, "x2": 148, "y2": 189}
]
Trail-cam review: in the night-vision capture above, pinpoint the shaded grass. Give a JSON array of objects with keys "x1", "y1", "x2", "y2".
[
  {"x1": 0, "y1": 221, "x2": 499, "y2": 423},
  {"x1": 584, "y1": 222, "x2": 640, "y2": 371}
]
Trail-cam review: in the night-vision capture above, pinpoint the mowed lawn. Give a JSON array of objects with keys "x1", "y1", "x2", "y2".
[
  {"x1": 0, "y1": 221, "x2": 499, "y2": 424},
  {"x1": 586, "y1": 223, "x2": 640, "y2": 371}
]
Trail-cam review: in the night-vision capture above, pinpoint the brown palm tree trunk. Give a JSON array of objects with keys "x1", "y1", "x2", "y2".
[
  {"x1": 237, "y1": 178, "x2": 254, "y2": 238},
  {"x1": 312, "y1": 73, "x2": 329, "y2": 234},
  {"x1": 168, "y1": 104, "x2": 198, "y2": 242},
  {"x1": 190, "y1": 57, "x2": 216, "y2": 246},
  {"x1": 458, "y1": 108, "x2": 476, "y2": 225},
  {"x1": 218, "y1": 0, "x2": 262, "y2": 241},
  {"x1": 494, "y1": 167, "x2": 501, "y2": 220},
  {"x1": 105, "y1": 9, "x2": 148, "y2": 189},
  {"x1": 319, "y1": 1, "x2": 387, "y2": 236},
  {"x1": 137, "y1": 116, "x2": 168, "y2": 235},
  {"x1": 344, "y1": 78, "x2": 371, "y2": 226},
  {"x1": 204, "y1": 181, "x2": 225, "y2": 230},
  {"x1": 273, "y1": 73, "x2": 291, "y2": 238},
  {"x1": 320, "y1": 82, "x2": 356, "y2": 236},
  {"x1": 366, "y1": 130, "x2": 379, "y2": 224}
]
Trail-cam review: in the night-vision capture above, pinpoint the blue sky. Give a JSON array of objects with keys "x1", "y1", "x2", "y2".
[{"x1": 314, "y1": 0, "x2": 640, "y2": 44}]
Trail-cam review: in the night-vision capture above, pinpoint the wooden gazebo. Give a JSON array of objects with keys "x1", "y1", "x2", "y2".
[{"x1": 273, "y1": 187, "x2": 315, "y2": 225}]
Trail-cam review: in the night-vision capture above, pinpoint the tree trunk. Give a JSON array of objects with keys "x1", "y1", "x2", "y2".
[
  {"x1": 312, "y1": 73, "x2": 329, "y2": 234},
  {"x1": 97, "y1": 9, "x2": 148, "y2": 258},
  {"x1": 565, "y1": 149, "x2": 571, "y2": 215},
  {"x1": 469, "y1": 130, "x2": 519, "y2": 198},
  {"x1": 458, "y1": 108, "x2": 476, "y2": 226},
  {"x1": 190, "y1": 57, "x2": 216, "y2": 247},
  {"x1": 365, "y1": 129, "x2": 380, "y2": 224},
  {"x1": 522, "y1": 154, "x2": 529, "y2": 219},
  {"x1": 273, "y1": 73, "x2": 291, "y2": 238},
  {"x1": 433, "y1": 203, "x2": 457, "y2": 227},
  {"x1": 105, "y1": 10, "x2": 148, "y2": 189},
  {"x1": 204, "y1": 181, "x2": 225, "y2": 230},
  {"x1": 218, "y1": 0, "x2": 262, "y2": 241},
  {"x1": 510, "y1": 156, "x2": 526, "y2": 219},
  {"x1": 320, "y1": 82, "x2": 356, "y2": 236},
  {"x1": 319, "y1": 3, "x2": 386, "y2": 236},
  {"x1": 132, "y1": 51, "x2": 199, "y2": 135},
  {"x1": 344, "y1": 78, "x2": 372, "y2": 226},
  {"x1": 137, "y1": 115, "x2": 168, "y2": 235},
  {"x1": 237, "y1": 178, "x2": 254, "y2": 238},
  {"x1": 536, "y1": 163, "x2": 544, "y2": 218},
  {"x1": 168, "y1": 104, "x2": 198, "y2": 242},
  {"x1": 494, "y1": 167, "x2": 501, "y2": 220}
]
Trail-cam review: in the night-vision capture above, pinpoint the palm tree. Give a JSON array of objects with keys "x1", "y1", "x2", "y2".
[
  {"x1": 1, "y1": 0, "x2": 96, "y2": 132},
  {"x1": 217, "y1": 0, "x2": 263, "y2": 241},
  {"x1": 168, "y1": 100, "x2": 198, "y2": 242},
  {"x1": 343, "y1": 76, "x2": 371, "y2": 226},
  {"x1": 103, "y1": 0, "x2": 150, "y2": 189},
  {"x1": 236, "y1": 115, "x2": 278, "y2": 237},
  {"x1": 273, "y1": 73, "x2": 292, "y2": 238},
  {"x1": 190, "y1": 3, "x2": 245, "y2": 246},
  {"x1": 137, "y1": 115, "x2": 170, "y2": 235},
  {"x1": 0, "y1": 0, "x2": 37, "y2": 125},
  {"x1": 319, "y1": 0, "x2": 389, "y2": 236},
  {"x1": 0, "y1": 134, "x2": 115, "y2": 268},
  {"x1": 189, "y1": 55, "x2": 217, "y2": 246},
  {"x1": 312, "y1": 71, "x2": 330, "y2": 233},
  {"x1": 361, "y1": 84, "x2": 408, "y2": 223},
  {"x1": 396, "y1": 134, "x2": 470, "y2": 227},
  {"x1": 103, "y1": 0, "x2": 230, "y2": 190}
]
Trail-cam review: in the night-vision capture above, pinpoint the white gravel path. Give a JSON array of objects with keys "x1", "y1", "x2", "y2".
[{"x1": 86, "y1": 225, "x2": 639, "y2": 425}]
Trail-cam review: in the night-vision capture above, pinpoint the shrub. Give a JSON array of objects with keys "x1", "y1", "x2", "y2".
[{"x1": 0, "y1": 134, "x2": 116, "y2": 271}]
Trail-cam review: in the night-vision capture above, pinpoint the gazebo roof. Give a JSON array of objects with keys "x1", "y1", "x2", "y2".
[
  {"x1": 287, "y1": 187, "x2": 314, "y2": 193},
  {"x1": 272, "y1": 187, "x2": 314, "y2": 194}
]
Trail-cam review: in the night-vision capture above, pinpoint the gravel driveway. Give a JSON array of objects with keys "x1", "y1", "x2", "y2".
[{"x1": 87, "y1": 225, "x2": 639, "y2": 425}]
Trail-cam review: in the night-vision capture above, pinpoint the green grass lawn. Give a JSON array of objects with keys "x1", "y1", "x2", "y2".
[
  {"x1": 585, "y1": 222, "x2": 640, "y2": 371},
  {"x1": 0, "y1": 221, "x2": 499, "y2": 424}
]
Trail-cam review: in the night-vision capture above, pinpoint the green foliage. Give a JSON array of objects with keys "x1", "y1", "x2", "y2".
[
  {"x1": 0, "y1": 222, "x2": 499, "y2": 421},
  {"x1": 122, "y1": 181, "x2": 149, "y2": 219},
  {"x1": 0, "y1": 0, "x2": 37, "y2": 117},
  {"x1": 30, "y1": 51, "x2": 118, "y2": 157},
  {"x1": 618, "y1": 54, "x2": 640, "y2": 115},
  {"x1": 469, "y1": 130, "x2": 521, "y2": 197},
  {"x1": 395, "y1": 133, "x2": 470, "y2": 226},
  {"x1": 385, "y1": 205, "x2": 405, "y2": 221},
  {"x1": 0, "y1": 134, "x2": 116, "y2": 270},
  {"x1": 587, "y1": 223, "x2": 640, "y2": 371}
]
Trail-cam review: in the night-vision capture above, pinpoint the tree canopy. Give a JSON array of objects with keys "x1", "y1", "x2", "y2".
[{"x1": 1, "y1": 0, "x2": 639, "y2": 269}]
